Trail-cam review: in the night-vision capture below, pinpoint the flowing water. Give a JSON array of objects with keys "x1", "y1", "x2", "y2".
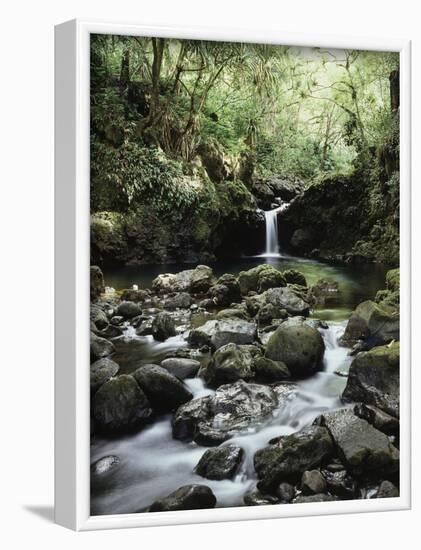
[
  {"x1": 92, "y1": 216, "x2": 389, "y2": 514},
  {"x1": 91, "y1": 322, "x2": 351, "y2": 515}
]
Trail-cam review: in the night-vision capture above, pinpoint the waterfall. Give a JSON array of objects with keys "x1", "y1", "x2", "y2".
[{"x1": 262, "y1": 203, "x2": 289, "y2": 257}]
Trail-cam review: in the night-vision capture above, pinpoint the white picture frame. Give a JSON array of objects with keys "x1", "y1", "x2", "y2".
[{"x1": 54, "y1": 18, "x2": 412, "y2": 531}]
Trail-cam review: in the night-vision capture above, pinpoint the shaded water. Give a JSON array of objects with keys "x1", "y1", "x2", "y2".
[{"x1": 104, "y1": 256, "x2": 387, "y2": 321}]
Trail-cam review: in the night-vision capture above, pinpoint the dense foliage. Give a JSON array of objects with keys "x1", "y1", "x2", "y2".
[{"x1": 90, "y1": 34, "x2": 399, "y2": 265}]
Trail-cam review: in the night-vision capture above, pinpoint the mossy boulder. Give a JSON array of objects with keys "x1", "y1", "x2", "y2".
[
  {"x1": 282, "y1": 269, "x2": 307, "y2": 287},
  {"x1": 252, "y1": 356, "x2": 290, "y2": 382},
  {"x1": 342, "y1": 342, "x2": 400, "y2": 418},
  {"x1": 341, "y1": 300, "x2": 399, "y2": 347},
  {"x1": 238, "y1": 265, "x2": 286, "y2": 295},
  {"x1": 316, "y1": 408, "x2": 399, "y2": 477},
  {"x1": 264, "y1": 287, "x2": 311, "y2": 316},
  {"x1": 200, "y1": 343, "x2": 255, "y2": 387},
  {"x1": 90, "y1": 357, "x2": 120, "y2": 394},
  {"x1": 265, "y1": 321, "x2": 325, "y2": 377}
]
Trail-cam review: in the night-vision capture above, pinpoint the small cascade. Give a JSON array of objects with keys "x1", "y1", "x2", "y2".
[{"x1": 262, "y1": 201, "x2": 289, "y2": 257}]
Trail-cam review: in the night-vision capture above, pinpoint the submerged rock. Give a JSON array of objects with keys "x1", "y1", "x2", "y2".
[
  {"x1": 254, "y1": 426, "x2": 334, "y2": 491},
  {"x1": 194, "y1": 445, "x2": 244, "y2": 480},
  {"x1": 93, "y1": 374, "x2": 152, "y2": 434},
  {"x1": 316, "y1": 408, "x2": 399, "y2": 477},
  {"x1": 148, "y1": 484, "x2": 216, "y2": 512},
  {"x1": 133, "y1": 364, "x2": 192, "y2": 412},
  {"x1": 160, "y1": 357, "x2": 201, "y2": 380},
  {"x1": 265, "y1": 320, "x2": 325, "y2": 377},
  {"x1": 188, "y1": 319, "x2": 257, "y2": 350},
  {"x1": 91, "y1": 455, "x2": 120, "y2": 477},
  {"x1": 172, "y1": 380, "x2": 289, "y2": 446},
  {"x1": 342, "y1": 342, "x2": 399, "y2": 418},
  {"x1": 90, "y1": 332, "x2": 115, "y2": 362},
  {"x1": 90, "y1": 357, "x2": 120, "y2": 394}
]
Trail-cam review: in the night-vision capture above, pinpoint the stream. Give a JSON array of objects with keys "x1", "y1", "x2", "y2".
[{"x1": 91, "y1": 206, "x2": 389, "y2": 515}]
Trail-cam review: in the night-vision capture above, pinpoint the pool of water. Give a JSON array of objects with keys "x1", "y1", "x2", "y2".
[{"x1": 103, "y1": 255, "x2": 388, "y2": 322}]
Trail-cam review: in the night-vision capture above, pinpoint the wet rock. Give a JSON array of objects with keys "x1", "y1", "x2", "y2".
[
  {"x1": 265, "y1": 287, "x2": 310, "y2": 316},
  {"x1": 200, "y1": 343, "x2": 255, "y2": 387},
  {"x1": 265, "y1": 321, "x2": 325, "y2": 377},
  {"x1": 164, "y1": 292, "x2": 193, "y2": 311},
  {"x1": 116, "y1": 301, "x2": 142, "y2": 320},
  {"x1": 98, "y1": 324, "x2": 124, "y2": 339},
  {"x1": 216, "y1": 308, "x2": 249, "y2": 321},
  {"x1": 282, "y1": 269, "x2": 307, "y2": 287},
  {"x1": 316, "y1": 408, "x2": 399, "y2": 477},
  {"x1": 293, "y1": 493, "x2": 338, "y2": 503},
  {"x1": 90, "y1": 304, "x2": 109, "y2": 330},
  {"x1": 243, "y1": 490, "x2": 279, "y2": 506},
  {"x1": 208, "y1": 274, "x2": 242, "y2": 306},
  {"x1": 342, "y1": 342, "x2": 399, "y2": 418},
  {"x1": 152, "y1": 312, "x2": 176, "y2": 341},
  {"x1": 194, "y1": 445, "x2": 243, "y2": 480},
  {"x1": 135, "y1": 317, "x2": 154, "y2": 336},
  {"x1": 238, "y1": 265, "x2": 286, "y2": 295},
  {"x1": 252, "y1": 356, "x2": 290, "y2": 382},
  {"x1": 256, "y1": 303, "x2": 288, "y2": 326},
  {"x1": 301, "y1": 470, "x2": 327, "y2": 495},
  {"x1": 188, "y1": 319, "x2": 257, "y2": 350},
  {"x1": 152, "y1": 265, "x2": 214, "y2": 294},
  {"x1": 90, "y1": 357, "x2": 119, "y2": 394},
  {"x1": 91, "y1": 455, "x2": 120, "y2": 477},
  {"x1": 172, "y1": 380, "x2": 286, "y2": 446},
  {"x1": 110, "y1": 315, "x2": 124, "y2": 326},
  {"x1": 354, "y1": 403, "x2": 399, "y2": 436},
  {"x1": 149, "y1": 484, "x2": 216, "y2": 512},
  {"x1": 340, "y1": 300, "x2": 399, "y2": 347},
  {"x1": 133, "y1": 364, "x2": 192, "y2": 412},
  {"x1": 90, "y1": 266, "x2": 105, "y2": 302},
  {"x1": 376, "y1": 480, "x2": 399, "y2": 498},
  {"x1": 254, "y1": 426, "x2": 334, "y2": 491},
  {"x1": 90, "y1": 332, "x2": 115, "y2": 362},
  {"x1": 276, "y1": 482, "x2": 295, "y2": 503},
  {"x1": 121, "y1": 288, "x2": 150, "y2": 302},
  {"x1": 93, "y1": 374, "x2": 152, "y2": 434},
  {"x1": 321, "y1": 468, "x2": 358, "y2": 499},
  {"x1": 160, "y1": 357, "x2": 201, "y2": 380},
  {"x1": 310, "y1": 279, "x2": 340, "y2": 307}
]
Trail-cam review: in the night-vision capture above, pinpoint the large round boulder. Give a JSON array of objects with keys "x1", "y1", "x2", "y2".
[
  {"x1": 265, "y1": 321, "x2": 325, "y2": 377},
  {"x1": 148, "y1": 484, "x2": 216, "y2": 512},
  {"x1": 115, "y1": 301, "x2": 142, "y2": 320},
  {"x1": 238, "y1": 265, "x2": 286, "y2": 295},
  {"x1": 133, "y1": 364, "x2": 192, "y2": 411},
  {"x1": 93, "y1": 374, "x2": 152, "y2": 434}
]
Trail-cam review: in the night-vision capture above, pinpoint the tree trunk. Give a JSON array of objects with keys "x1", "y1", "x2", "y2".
[
  {"x1": 389, "y1": 69, "x2": 399, "y2": 114},
  {"x1": 120, "y1": 49, "x2": 130, "y2": 87}
]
